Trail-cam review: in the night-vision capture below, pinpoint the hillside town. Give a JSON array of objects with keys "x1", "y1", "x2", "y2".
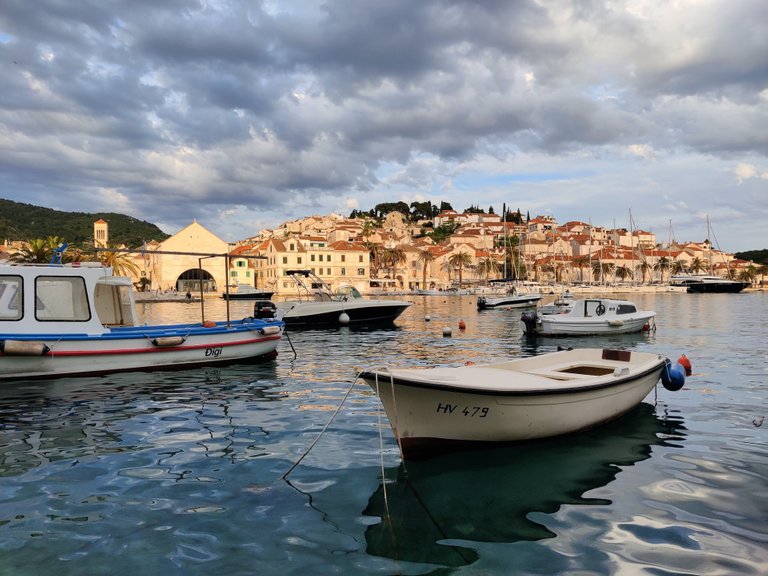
[{"x1": 3, "y1": 208, "x2": 756, "y2": 297}]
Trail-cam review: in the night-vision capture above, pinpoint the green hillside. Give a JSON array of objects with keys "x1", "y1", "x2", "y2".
[{"x1": 0, "y1": 198, "x2": 169, "y2": 248}]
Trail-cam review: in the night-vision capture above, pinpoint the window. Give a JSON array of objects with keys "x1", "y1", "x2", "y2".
[
  {"x1": 327, "y1": 255, "x2": 332, "y2": 262},
  {"x1": 311, "y1": 255, "x2": 315, "y2": 262},
  {"x1": 318, "y1": 254, "x2": 323, "y2": 262},
  {"x1": 341, "y1": 255, "x2": 346, "y2": 262},
  {"x1": 341, "y1": 268, "x2": 346, "y2": 276},
  {"x1": 36, "y1": 276, "x2": 91, "y2": 322},
  {"x1": 297, "y1": 257, "x2": 302, "y2": 264},
  {"x1": 283, "y1": 256, "x2": 288, "y2": 264},
  {"x1": 289, "y1": 244, "x2": 294, "y2": 251},
  {"x1": 0, "y1": 275, "x2": 22, "y2": 320},
  {"x1": 359, "y1": 255, "x2": 364, "y2": 263},
  {"x1": 358, "y1": 268, "x2": 365, "y2": 276},
  {"x1": 327, "y1": 268, "x2": 331, "y2": 275},
  {"x1": 230, "y1": 271, "x2": 237, "y2": 278}
]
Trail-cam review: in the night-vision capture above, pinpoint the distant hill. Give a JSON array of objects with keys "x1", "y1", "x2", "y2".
[
  {"x1": 735, "y1": 249, "x2": 768, "y2": 265},
  {"x1": 0, "y1": 198, "x2": 170, "y2": 248}
]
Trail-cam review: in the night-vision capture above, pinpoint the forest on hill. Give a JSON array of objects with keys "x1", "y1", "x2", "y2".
[{"x1": 0, "y1": 198, "x2": 169, "y2": 247}]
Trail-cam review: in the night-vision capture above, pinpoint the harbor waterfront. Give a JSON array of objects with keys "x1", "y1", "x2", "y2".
[{"x1": 1, "y1": 292, "x2": 766, "y2": 575}]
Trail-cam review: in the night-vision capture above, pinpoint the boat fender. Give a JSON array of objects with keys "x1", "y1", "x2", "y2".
[
  {"x1": 339, "y1": 312, "x2": 350, "y2": 325},
  {"x1": 458, "y1": 319, "x2": 466, "y2": 330},
  {"x1": 557, "y1": 346, "x2": 573, "y2": 351},
  {"x1": 151, "y1": 336, "x2": 186, "y2": 347},
  {"x1": 202, "y1": 320, "x2": 216, "y2": 328},
  {"x1": 425, "y1": 315, "x2": 431, "y2": 321},
  {"x1": 608, "y1": 319, "x2": 624, "y2": 327},
  {"x1": 677, "y1": 354, "x2": 692, "y2": 376},
  {"x1": 260, "y1": 325, "x2": 282, "y2": 335},
  {"x1": 661, "y1": 359, "x2": 686, "y2": 391},
  {"x1": 0, "y1": 340, "x2": 51, "y2": 356},
  {"x1": 442, "y1": 327, "x2": 452, "y2": 337}
]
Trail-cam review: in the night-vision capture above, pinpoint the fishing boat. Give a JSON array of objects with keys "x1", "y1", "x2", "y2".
[
  {"x1": 0, "y1": 262, "x2": 284, "y2": 380},
  {"x1": 521, "y1": 297, "x2": 655, "y2": 336},
  {"x1": 357, "y1": 348, "x2": 686, "y2": 460},
  {"x1": 221, "y1": 283, "x2": 275, "y2": 300},
  {"x1": 477, "y1": 281, "x2": 542, "y2": 310},
  {"x1": 277, "y1": 270, "x2": 411, "y2": 328}
]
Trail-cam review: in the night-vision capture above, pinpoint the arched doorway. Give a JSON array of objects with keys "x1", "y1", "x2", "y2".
[{"x1": 177, "y1": 268, "x2": 217, "y2": 293}]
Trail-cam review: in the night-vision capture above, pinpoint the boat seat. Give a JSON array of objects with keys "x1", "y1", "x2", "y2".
[{"x1": 523, "y1": 367, "x2": 594, "y2": 380}]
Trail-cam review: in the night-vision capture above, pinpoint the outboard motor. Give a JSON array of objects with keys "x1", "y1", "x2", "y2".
[
  {"x1": 520, "y1": 310, "x2": 539, "y2": 334},
  {"x1": 253, "y1": 300, "x2": 277, "y2": 319},
  {"x1": 477, "y1": 297, "x2": 487, "y2": 310}
]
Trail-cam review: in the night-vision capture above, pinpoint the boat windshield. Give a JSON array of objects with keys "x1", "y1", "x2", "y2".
[
  {"x1": 335, "y1": 286, "x2": 362, "y2": 300},
  {"x1": 616, "y1": 304, "x2": 637, "y2": 314}
]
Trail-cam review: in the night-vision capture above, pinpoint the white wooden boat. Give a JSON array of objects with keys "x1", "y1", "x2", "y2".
[
  {"x1": 521, "y1": 297, "x2": 655, "y2": 336},
  {"x1": 277, "y1": 270, "x2": 411, "y2": 328},
  {"x1": 0, "y1": 262, "x2": 284, "y2": 380},
  {"x1": 357, "y1": 348, "x2": 686, "y2": 460}
]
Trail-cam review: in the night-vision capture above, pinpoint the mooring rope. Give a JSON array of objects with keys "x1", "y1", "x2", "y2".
[{"x1": 280, "y1": 375, "x2": 358, "y2": 480}]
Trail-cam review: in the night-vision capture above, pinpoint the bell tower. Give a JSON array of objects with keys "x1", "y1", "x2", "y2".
[{"x1": 94, "y1": 219, "x2": 109, "y2": 248}]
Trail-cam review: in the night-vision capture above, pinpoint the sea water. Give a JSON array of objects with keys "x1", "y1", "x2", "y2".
[{"x1": 1, "y1": 292, "x2": 766, "y2": 575}]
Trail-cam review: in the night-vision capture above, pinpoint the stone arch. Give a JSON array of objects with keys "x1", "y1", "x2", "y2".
[{"x1": 177, "y1": 268, "x2": 217, "y2": 293}]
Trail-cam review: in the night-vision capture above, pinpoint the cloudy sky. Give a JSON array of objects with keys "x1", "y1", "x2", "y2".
[{"x1": 1, "y1": 1, "x2": 766, "y2": 251}]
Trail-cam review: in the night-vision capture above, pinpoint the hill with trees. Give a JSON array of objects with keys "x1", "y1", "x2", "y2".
[{"x1": 0, "y1": 198, "x2": 169, "y2": 247}]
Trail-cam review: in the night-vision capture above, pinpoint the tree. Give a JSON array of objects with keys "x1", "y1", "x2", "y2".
[
  {"x1": 615, "y1": 265, "x2": 633, "y2": 283},
  {"x1": 11, "y1": 236, "x2": 67, "y2": 264},
  {"x1": 97, "y1": 247, "x2": 141, "y2": 277},
  {"x1": 654, "y1": 256, "x2": 670, "y2": 283},
  {"x1": 417, "y1": 249, "x2": 436, "y2": 289},
  {"x1": 439, "y1": 201, "x2": 454, "y2": 212},
  {"x1": 688, "y1": 257, "x2": 706, "y2": 274},
  {"x1": 380, "y1": 246, "x2": 407, "y2": 281},
  {"x1": 636, "y1": 260, "x2": 653, "y2": 284},
  {"x1": 573, "y1": 256, "x2": 590, "y2": 283},
  {"x1": 476, "y1": 257, "x2": 500, "y2": 285},
  {"x1": 448, "y1": 252, "x2": 472, "y2": 286}
]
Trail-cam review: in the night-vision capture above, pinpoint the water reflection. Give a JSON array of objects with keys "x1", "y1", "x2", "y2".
[
  {"x1": 0, "y1": 362, "x2": 282, "y2": 478},
  {"x1": 363, "y1": 402, "x2": 686, "y2": 568}
]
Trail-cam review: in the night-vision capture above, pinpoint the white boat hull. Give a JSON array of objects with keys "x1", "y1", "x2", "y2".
[
  {"x1": 359, "y1": 348, "x2": 677, "y2": 459},
  {"x1": 534, "y1": 313, "x2": 654, "y2": 335},
  {"x1": 0, "y1": 321, "x2": 283, "y2": 379}
]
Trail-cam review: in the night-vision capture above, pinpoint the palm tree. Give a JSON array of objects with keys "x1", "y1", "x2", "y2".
[
  {"x1": 636, "y1": 260, "x2": 653, "y2": 284},
  {"x1": 615, "y1": 265, "x2": 633, "y2": 283},
  {"x1": 476, "y1": 257, "x2": 500, "y2": 285},
  {"x1": 98, "y1": 248, "x2": 141, "y2": 277},
  {"x1": 738, "y1": 266, "x2": 756, "y2": 285},
  {"x1": 670, "y1": 259, "x2": 687, "y2": 276},
  {"x1": 573, "y1": 256, "x2": 590, "y2": 283},
  {"x1": 366, "y1": 242, "x2": 383, "y2": 277},
  {"x1": 654, "y1": 256, "x2": 670, "y2": 283},
  {"x1": 417, "y1": 249, "x2": 436, "y2": 289},
  {"x1": 11, "y1": 236, "x2": 67, "y2": 264},
  {"x1": 448, "y1": 252, "x2": 472, "y2": 287},
  {"x1": 688, "y1": 257, "x2": 706, "y2": 274},
  {"x1": 381, "y1": 246, "x2": 407, "y2": 284},
  {"x1": 758, "y1": 264, "x2": 768, "y2": 288}
]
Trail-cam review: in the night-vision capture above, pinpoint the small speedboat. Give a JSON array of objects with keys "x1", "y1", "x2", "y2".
[
  {"x1": 670, "y1": 275, "x2": 749, "y2": 293},
  {"x1": 357, "y1": 348, "x2": 687, "y2": 460},
  {"x1": 477, "y1": 284, "x2": 542, "y2": 310},
  {"x1": 0, "y1": 262, "x2": 284, "y2": 379},
  {"x1": 521, "y1": 297, "x2": 655, "y2": 336},
  {"x1": 277, "y1": 270, "x2": 411, "y2": 328}
]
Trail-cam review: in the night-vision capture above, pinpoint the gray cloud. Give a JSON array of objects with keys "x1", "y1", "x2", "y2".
[{"x1": 0, "y1": 0, "x2": 766, "y2": 249}]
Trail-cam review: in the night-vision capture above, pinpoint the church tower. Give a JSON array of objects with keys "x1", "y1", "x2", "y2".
[{"x1": 94, "y1": 219, "x2": 109, "y2": 248}]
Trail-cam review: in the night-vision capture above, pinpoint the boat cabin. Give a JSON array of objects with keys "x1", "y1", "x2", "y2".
[
  {"x1": 568, "y1": 299, "x2": 638, "y2": 318},
  {"x1": 0, "y1": 263, "x2": 139, "y2": 335}
]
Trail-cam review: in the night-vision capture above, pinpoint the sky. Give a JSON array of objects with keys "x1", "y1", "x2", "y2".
[{"x1": 1, "y1": 1, "x2": 767, "y2": 252}]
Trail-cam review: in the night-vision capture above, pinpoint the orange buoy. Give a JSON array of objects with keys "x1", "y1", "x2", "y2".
[
  {"x1": 677, "y1": 354, "x2": 692, "y2": 376},
  {"x1": 202, "y1": 320, "x2": 216, "y2": 328},
  {"x1": 458, "y1": 320, "x2": 466, "y2": 330}
]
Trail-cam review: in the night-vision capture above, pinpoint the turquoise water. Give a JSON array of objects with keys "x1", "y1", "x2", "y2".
[{"x1": 1, "y1": 293, "x2": 766, "y2": 575}]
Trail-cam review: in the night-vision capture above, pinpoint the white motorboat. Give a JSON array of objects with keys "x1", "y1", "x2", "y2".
[
  {"x1": 521, "y1": 297, "x2": 655, "y2": 336},
  {"x1": 0, "y1": 262, "x2": 284, "y2": 380},
  {"x1": 357, "y1": 348, "x2": 686, "y2": 460},
  {"x1": 477, "y1": 283, "x2": 542, "y2": 310},
  {"x1": 277, "y1": 270, "x2": 411, "y2": 328}
]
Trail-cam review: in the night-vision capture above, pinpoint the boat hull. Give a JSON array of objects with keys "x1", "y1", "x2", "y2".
[
  {"x1": 477, "y1": 294, "x2": 542, "y2": 310},
  {"x1": 279, "y1": 301, "x2": 411, "y2": 328},
  {"x1": 530, "y1": 313, "x2": 655, "y2": 335},
  {"x1": 0, "y1": 320, "x2": 283, "y2": 379},
  {"x1": 359, "y1": 349, "x2": 669, "y2": 459},
  {"x1": 221, "y1": 292, "x2": 275, "y2": 300},
  {"x1": 686, "y1": 282, "x2": 748, "y2": 293}
]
